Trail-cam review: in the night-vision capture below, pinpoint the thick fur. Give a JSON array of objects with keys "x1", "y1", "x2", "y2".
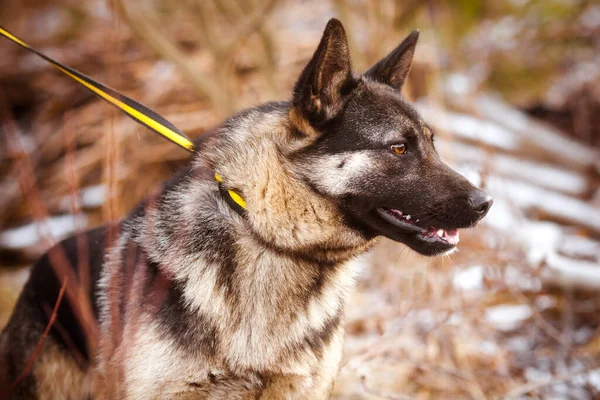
[{"x1": 0, "y1": 19, "x2": 491, "y2": 399}]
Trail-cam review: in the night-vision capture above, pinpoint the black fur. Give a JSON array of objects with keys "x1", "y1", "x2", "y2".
[
  {"x1": 291, "y1": 26, "x2": 492, "y2": 255},
  {"x1": 155, "y1": 271, "x2": 220, "y2": 358},
  {"x1": 1, "y1": 18, "x2": 492, "y2": 398},
  {"x1": 7, "y1": 226, "x2": 109, "y2": 363},
  {"x1": 293, "y1": 19, "x2": 357, "y2": 126}
]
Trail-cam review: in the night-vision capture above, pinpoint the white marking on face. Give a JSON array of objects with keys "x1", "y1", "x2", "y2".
[{"x1": 308, "y1": 152, "x2": 372, "y2": 196}]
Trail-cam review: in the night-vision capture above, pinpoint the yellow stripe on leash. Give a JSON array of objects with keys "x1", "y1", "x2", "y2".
[
  {"x1": 0, "y1": 27, "x2": 29, "y2": 48},
  {"x1": 1, "y1": 26, "x2": 248, "y2": 211},
  {"x1": 0, "y1": 26, "x2": 195, "y2": 153}
]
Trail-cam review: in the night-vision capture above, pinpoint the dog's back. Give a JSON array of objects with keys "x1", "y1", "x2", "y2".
[
  {"x1": 0, "y1": 226, "x2": 108, "y2": 398},
  {"x1": 1, "y1": 129, "x2": 364, "y2": 398}
]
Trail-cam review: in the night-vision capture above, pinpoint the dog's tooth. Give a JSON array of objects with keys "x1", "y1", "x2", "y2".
[
  {"x1": 437, "y1": 229, "x2": 444, "y2": 237},
  {"x1": 405, "y1": 215, "x2": 411, "y2": 220}
]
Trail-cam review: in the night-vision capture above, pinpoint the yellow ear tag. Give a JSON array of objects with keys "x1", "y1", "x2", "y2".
[{"x1": 214, "y1": 174, "x2": 247, "y2": 210}]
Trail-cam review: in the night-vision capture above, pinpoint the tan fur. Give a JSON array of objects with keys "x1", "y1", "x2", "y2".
[
  {"x1": 102, "y1": 318, "x2": 346, "y2": 399},
  {"x1": 33, "y1": 342, "x2": 94, "y2": 400},
  {"x1": 1, "y1": 19, "x2": 461, "y2": 399},
  {"x1": 289, "y1": 107, "x2": 319, "y2": 138},
  {"x1": 209, "y1": 109, "x2": 367, "y2": 252},
  {"x1": 87, "y1": 108, "x2": 375, "y2": 397},
  {"x1": 1, "y1": 20, "x2": 486, "y2": 398},
  {"x1": 5, "y1": 90, "x2": 375, "y2": 400}
]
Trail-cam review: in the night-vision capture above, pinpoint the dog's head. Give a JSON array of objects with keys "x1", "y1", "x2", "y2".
[{"x1": 287, "y1": 19, "x2": 492, "y2": 256}]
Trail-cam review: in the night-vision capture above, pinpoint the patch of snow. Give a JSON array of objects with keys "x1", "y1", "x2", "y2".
[
  {"x1": 150, "y1": 61, "x2": 176, "y2": 81},
  {"x1": 88, "y1": 1, "x2": 111, "y2": 19},
  {"x1": 481, "y1": 197, "x2": 520, "y2": 232},
  {"x1": 534, "y1": 295, "x2": 556, "y2": 311},
  {"x1": 551, "y1": 382, "x2": 571, "y2": 396},
  {"x1": 489, "y1": 16, "x2": 521, "y2": 51},
  {"x1": 80, "y1": 185, "x2": 106, "y2": 207},
  {"x1": 484, "y1": 304, "x2": 532, "y2": 331},
  {"x1": 574, "y1": 327, "x2": 595, "y2": 345},
  {"x1": 452, "y1": 265, "x2": 484, "y2": 291},
  {"x1": 399, "y1": 309, "x2": 438, "y2": 332},
  {"x1": 437, "y1": 141, "x2": 588, "y2": 196},
  {"x1": 0, "y1": 131, "x2": 36, "y2": 158},
  {"x1": 486, "y1": 177, "x2": 600, "y2": 235},
  {"x1": 505, "y1": 264, "x2": 542, "y2": 291},
  {"x1": 558, "y1": 235, "x2": 600, "y2": 262},
  {"x1": 516, "y1": 221, "x2": 563, "y2": 266},
  {"x1": 59, "y1": 185, "x2": 106, "y2": 210},
  {"x1": 16, "y1": 133, "x2": 36, "y2": 155},
  {"x1": 492, "y1": 157, "x2": 588, "y2": 196},
  {"x1": 0, "y1": 214, "x2": 87, "y2": 249},
  {"x1": 445, "y1": 73, "x2": 475, "y2": 98},
  {"x1": 588, "y1": 369, "x2": 600, "y2": 391},
  {"x1": 145, "y1": 62, "x2": 177, "y2": 101},
  {"x1": 447, "y1": 312, "x2": 462, "y2": 325},
  {"x1": 451, "y1": 164, "x2": 483, "y2": 188},
  {"x1": 525, "y1": 367, "x2": 553, "y2": 383},
  {"x1": 475, "y1": 95, "x2": 600, "y2": 170},
  {"x1": 420, "y1": 95, "x2": 600, "y2": 171},
  {"x1": 415, "y1": 103, "x2": 519, "y2": 151},
  {"x1": 505, "y1": 336, "x2": 530, "y2": 353},
  {"x1": 33, "y1": 8, "x2": 69, "y2": 39},
  {"x1": 479, "y1": 340, "x2": 499, "y2": 356},
  {"x1": 580, "y1": 5, "x2": 600, "y2": 31},
  {"x1": 541, "y1": 252, "x2": 600, "y2": 290}
]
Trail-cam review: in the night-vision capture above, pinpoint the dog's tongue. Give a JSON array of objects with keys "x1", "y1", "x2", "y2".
[
  {"x1": 443, "y1": 229, "x2": 460, "y2": 245},
  {"x1": 425, "y1": 227, "x2": 460, "y2": 245}
]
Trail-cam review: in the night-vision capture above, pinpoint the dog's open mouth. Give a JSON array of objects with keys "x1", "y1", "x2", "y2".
[{"x1": 376, "y1": 207, "x2": 460, "y2": 246}]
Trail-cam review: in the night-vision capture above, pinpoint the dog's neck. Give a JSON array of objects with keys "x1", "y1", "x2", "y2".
[
  {"x1": 124, "y1": 161, "x2": 373, "y2": 373},
  {"x1": 202, "y1": 104, "x2": 371, "y2": 257},
  {"x1": 136, "y1": 153, "x2": 374, "y2": 273},
  {"x1": 115, "y1": 103, "x2": 380, "y2": 372}
]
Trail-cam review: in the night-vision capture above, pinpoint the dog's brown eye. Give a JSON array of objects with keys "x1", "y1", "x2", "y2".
[{"x1": 391, "y1": 144, "x2": 407, "y2": 155}]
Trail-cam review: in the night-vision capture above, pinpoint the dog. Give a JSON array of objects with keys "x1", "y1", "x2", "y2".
[{"x1": 0, "y1": 18, "x2": 492, "y2": 399}]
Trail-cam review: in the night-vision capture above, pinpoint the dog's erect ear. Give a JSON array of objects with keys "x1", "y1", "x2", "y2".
[
  {"x1": 292, "y1": 18, "x2": 353, "y2": 126},
  {"x1": 364, "y1": 30, "x2": 419, "y2": 91}
]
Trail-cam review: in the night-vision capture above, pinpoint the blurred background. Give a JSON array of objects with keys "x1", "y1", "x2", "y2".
[{"x1": 0, "y1": 0, "x2": 599, "y2": 398}]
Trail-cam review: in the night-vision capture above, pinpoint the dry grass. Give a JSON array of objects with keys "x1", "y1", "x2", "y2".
[{"x1": 0, "y1": 0, "x2": 599, "y2": 398}]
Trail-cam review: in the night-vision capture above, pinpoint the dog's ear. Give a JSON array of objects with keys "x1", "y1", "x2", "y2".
[
  {"x1": 292, "y1": 18, "x2": 353, "y2": 127},
  {"x1": 364, "y1": 30, "x2": 419, "y2": 91}
]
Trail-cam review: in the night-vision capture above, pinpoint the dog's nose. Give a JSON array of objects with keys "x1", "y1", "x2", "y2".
[{"x1": 468, "y1": 191, "x2": 493, "y2": 218}]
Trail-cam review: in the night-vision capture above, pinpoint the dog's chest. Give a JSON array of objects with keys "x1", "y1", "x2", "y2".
[
  {"x1": 120, "y1": 311, "x2": 346, "y2": 398},
  {"x1": 179, "y1": 252, "x2": 362, "y2": 369},
  {"x1": 118, "y1": 317, "x2": 264, "y2": 398},
  {"x1": 118, "y1": 253, "x2": 364, "y2": 379}
]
